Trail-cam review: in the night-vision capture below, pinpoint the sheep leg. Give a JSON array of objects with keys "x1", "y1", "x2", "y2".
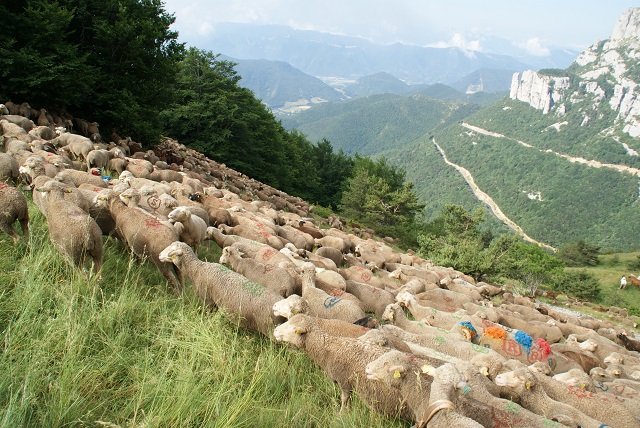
[
  {"x1": 0, "y1": 223, "x2": 20, "y2": 243},
  {"x1": 339, "y1": 387, "x2": 351, "y2": 413},
  {"x1": 19, "y1": 217, "x2": 28, "y2": 237}
]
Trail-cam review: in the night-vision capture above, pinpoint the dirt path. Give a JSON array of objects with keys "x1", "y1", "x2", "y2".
[
  {"x1": 432, "y1": 138, "x2": 557, "y2": 252},
  {"x1": 462, "y1": 122, "x2": 640, "y2": 177}
]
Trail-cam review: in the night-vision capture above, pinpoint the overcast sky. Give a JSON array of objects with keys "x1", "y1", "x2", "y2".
[{"x1": 161, "y1": 1, "x2": 637, "y2": 55}]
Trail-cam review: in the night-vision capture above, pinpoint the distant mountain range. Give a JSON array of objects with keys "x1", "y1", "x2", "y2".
[{"x1": 202, "y1": 23, "x2": 578, "y2": 110}]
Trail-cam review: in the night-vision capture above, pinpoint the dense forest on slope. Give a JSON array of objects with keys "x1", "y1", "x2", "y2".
[{"x1": 281, "y1": 94, "x2": 480, "y2": 155}]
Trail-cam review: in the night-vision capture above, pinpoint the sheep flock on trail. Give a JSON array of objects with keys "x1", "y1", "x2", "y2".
[{"x1": 3, "y1": 100, "x2": 640, "y2": 427}]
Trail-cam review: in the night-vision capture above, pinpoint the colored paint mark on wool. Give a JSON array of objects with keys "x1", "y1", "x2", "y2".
[{"x1": 514, "y1": 330, "x2": 533, "y2": 352}]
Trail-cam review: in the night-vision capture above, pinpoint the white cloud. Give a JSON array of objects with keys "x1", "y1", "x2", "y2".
[
  {"x1": 516, "y1": 37, "x2": 551, "y2": 57},
  {"x1": 427, "y1": 33, "x2": 482, "y2": 52}
]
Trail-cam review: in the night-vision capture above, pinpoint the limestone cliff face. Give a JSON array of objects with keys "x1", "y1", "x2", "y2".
[{"x1": 510, "y1": 7, "x2": 640, "y2": 136}]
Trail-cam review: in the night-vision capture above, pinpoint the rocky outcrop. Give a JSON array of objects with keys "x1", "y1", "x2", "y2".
[
  {"x1": 510, "y1": 70, "x2": 570, "y2": 114},
  {"x1": 511, "y1": 7, "x2": 640, "y2": 137}
]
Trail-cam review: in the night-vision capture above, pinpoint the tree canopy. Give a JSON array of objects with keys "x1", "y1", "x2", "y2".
[{"x1": 0, "y1": 0, "x2": 184, "y2": 143}]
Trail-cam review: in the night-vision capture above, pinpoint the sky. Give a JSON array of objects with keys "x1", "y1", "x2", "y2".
[{"x1": 161, "y1": 1, "x2": 638, "y2": 56}]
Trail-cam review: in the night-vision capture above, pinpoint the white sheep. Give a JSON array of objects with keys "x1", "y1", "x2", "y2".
[
  {"x1": 299, "y1": 262, "x2": 365, "y2": 323},
  {"x1": 495, "y1": 367, "x2": 637, "y2": 427},
  {"x1": 36, "y1": 180, "x2": 102, "y2": 276},
  {"x1": 159, "y1": 241, "x2": 286, "y2": 337},
  {"x1": 273, "y1": 313, "x2": 414, "y2": 419},
  {"x1": 93, "y1": 189, "x2": 183, "y2": 292},
  {"x1": 0, "y1": 182, "x2": 29, "y2": 243},
  {"x1": 219, "y1": 246, "x2": 298, "y2": 297},
  {"x1": 168, "y1": 206, "x2": 207, "y2": 251}
]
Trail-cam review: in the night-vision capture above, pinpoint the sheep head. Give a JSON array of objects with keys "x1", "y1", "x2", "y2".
[
  {"x1": 168, "y1": 206, "x2": 191, "y2": 224},
  {"x1": 552, "y1": 369, "x2": 592, "y2": 390},
  {"x1": 273, "y1": 314, "x2": 309, "y2": 347},
  {"x1": 365, "y1": 350, "x2": 411, "y2": 386},
  {"x1": 395, "y1": 291, "x2": 415, "y2": 307},
  {"x1": 495, "y1": 368, "x2": 536, "y2": 393},
  {"x1": 604, "y1": 352, "x2": 624, "y2": 366},
  {"x1": 381, "y1": 303, "x2": 401, "y2": 323},
  {"x1": 159, "y1": 241, "x2": 188, "y2": 264},
  {"x1": 219, "y1": 246, "x2": 242, "y2": 265},
  {"x1": 272, "y1": 295, "x2": 307, "y2": 319}
]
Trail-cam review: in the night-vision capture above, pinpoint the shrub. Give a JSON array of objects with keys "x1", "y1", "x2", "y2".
[{"x1": 552, "y1": 270, "x2": 602, "y2": 301}]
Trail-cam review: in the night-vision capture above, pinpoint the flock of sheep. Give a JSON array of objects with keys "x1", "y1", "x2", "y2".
[{"x1": 3, "y1": 101, "x2": 640, "y2": 427}]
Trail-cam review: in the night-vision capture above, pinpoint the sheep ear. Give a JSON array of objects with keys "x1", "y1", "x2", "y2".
[
  {"x1": 421, "y1": 364, "x2": 434, "y2": 374},
  {"x1": 525, "y1": 381, "x2": 532, "y2": 390},
  {"x1": 294, "y1": 327, "x2": 306, "y2": 335},
  {"x1": 64, "y1": 188, "x2": 73, "y2": 193}
]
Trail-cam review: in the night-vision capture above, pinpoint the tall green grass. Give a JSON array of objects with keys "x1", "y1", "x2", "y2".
[{"x1": 0, "y1": 200, "x2": 409, "y2": 427}]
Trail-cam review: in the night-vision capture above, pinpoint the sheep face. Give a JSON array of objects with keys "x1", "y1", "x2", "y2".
[
  {"x1": 272, "y1": 319, "x2": 307, "y2": 347},
  {"x1": 158, "y1": 241, "x2": 188, "y2": 264},
  {"x1": 494, "y1": 370, "x2": 533, "y2": 391},
  {"x1": 365, "y1": 351, "x2": 410, "y2": 385},
  {"x1": 119, "y1": 188, "x2": 140, "y2": 206},
  {"x1": 93, "y1": 190, "x2": 115, "y2": 208},
  {"x1": 219, "y1": 246, "x2": 242, "y2": 265},
  {"x1": 579, "y1": 339, "x2": 598, "y2": 352},
  {"x1": 381, "y1": 303, "x2": 399, "y2": 322},
  {"x1": 272, "y1": 294, "x2": 305, "y2": 319},
  {"x1": 395, "y1": 291, "x2": 414, "y2": 307},
  {"x1": 603, "y1": 352, "x2": 624, "y2": 366},
  {"x1": 168, "y1": 206, "x2": 191, "y2": 224}
]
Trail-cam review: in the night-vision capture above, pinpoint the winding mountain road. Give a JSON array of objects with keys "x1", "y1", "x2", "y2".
[
  {"x1": 462, "y1": 122, "x2": 640, "y2": 177},
  {"x1": 432, "y1": 137, "x2": 557, "y2": 252}
]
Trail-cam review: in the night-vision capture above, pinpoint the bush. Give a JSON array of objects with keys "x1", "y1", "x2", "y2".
[
  {"x1": 626, "y1": 255, "x2": 640, "y2": 271},
  {"x1": 552, "y1": 270, "x2": 602, "y2": 301}
]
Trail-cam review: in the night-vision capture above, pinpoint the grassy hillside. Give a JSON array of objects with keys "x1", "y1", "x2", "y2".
[
  {"x1": 0, "y1": 198, "x2": 409, "y2": 428},
  {"x1": 563, "y1": 252, "x2": 640, "y2": 317},
  {"x1": 281, "y1": 94, "x2": 480, "y2": 155}
]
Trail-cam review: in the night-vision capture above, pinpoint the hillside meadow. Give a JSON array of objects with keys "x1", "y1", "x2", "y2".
[
  {"x1": 562, "y1": 252, "x2": 640, "y2": 319},
  {"x1": 0, "y1": 198, "x2": 410, "y2": 428}
]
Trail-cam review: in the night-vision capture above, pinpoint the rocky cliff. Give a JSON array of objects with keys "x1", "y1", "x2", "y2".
[{"x1": 510, "y1": 7, "x2": 640, "y2": 136}]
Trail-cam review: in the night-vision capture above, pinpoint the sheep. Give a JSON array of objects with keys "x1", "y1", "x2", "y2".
[
  {"x1": 36, "y1": 180, "x2": 102, "y2": 276},
  {"x1": 159, "y1": 241, "x2": 285, "y2": 337},
  {"x1": 273, "y1": 314, "x2": 414, "y2": 419},
  {"x1": 363, "y1": 352, "x2": 483, "y2": 427},
  {"x1": 368, "y1": 352, "x2": 526, "y2": 428},
  {"x1": 316, "y1": 246, "x2": 344, "y2": 268},
  {"x1": 86, "y1": 149, "x2": 112, "y2": 170},
  {"x1": 380, "y1": 305, "x2": 509, "y2": 366},
  {"x1": 345, "y1": 279, "x2": 396, "y2": 317},
  {"x1": 218, "y1": 223, "x2": 283, "y2": 250},
  {"x1": 167, "y1": 206, "x2": 207, "y2": 252},
  {"x1": 314, "y1": 235, "x2": 350, "y2": 253},
  {"x1": 272, "y1": 294, "x2": 308, "y2": 319},
  {"x1": 1, "y1": 114, "x2": 35, "y2": 132},
  {"x1": 52, "y1": 132, "x2": 93, "y2": 159},
  {"x1": 28, "y1": 125, "x2": 57, "y2": 141},
  {"x1": 275, "y1": 224, "x2": 314, "y2": 251},
  {"x1": 0, "y1": 182, "x2": 29, "y2": 243},
  {"x1": 0, "y1": 152, "x2": 20, "y2": 183},
  {"x1": 495, "y1": 367, "x2": 636, "y2": 427},
  {"x1": 55, "y1": 169, "x2": 107, "y2": 189},
  {"x1": 93, "y1": 189, "x2": 183, "y2": 292},
  {"x1": 299, "y1": 262, "x2": 365, "y2": 323},
  {"x1": 219, "y1": 246, "x2": 297, "y2": 297}
]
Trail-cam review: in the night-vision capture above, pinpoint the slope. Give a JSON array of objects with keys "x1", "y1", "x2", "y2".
[{"x1": 282, "y1": 93, "x2": 480, "y2": 155}]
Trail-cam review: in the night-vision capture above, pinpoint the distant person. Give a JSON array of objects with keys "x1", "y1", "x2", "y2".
[{"x1": 620, "y1": 275, "x2": 627, "y2": 289}]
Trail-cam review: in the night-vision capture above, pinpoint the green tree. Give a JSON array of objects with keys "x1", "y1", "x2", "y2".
[
  {"x1": 493, "y1": 235, "x2": 564, "y2": 296},
  {"x1": 0, "y1": 1, "x2": 95, "y2": 106},
  {"x1": 552, "y1": 270, "x2": 602, "y2": 301},
  {"x1": 339, "y1": 157, "x2": 424, "y2": 243},
  {"x1": 0, "y1": 0, "x2": 184, "y2": 143},
  {"x1": 417, "y1": 205, "x2": 493, "y2": 278},
  {"x1": 162, "y1": 47, "x2": 291, "y2": 187},
  {"x1": 557, "y1": 240, "x2": 601, "y2": 267}
]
